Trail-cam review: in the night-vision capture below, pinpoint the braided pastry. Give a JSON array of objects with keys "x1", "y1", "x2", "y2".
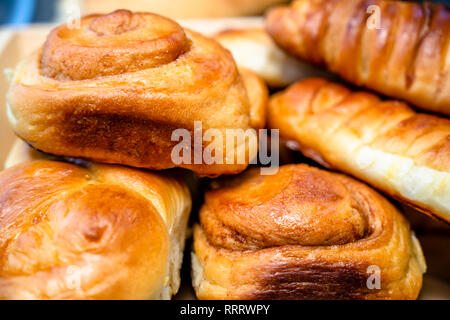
[{"x1": 266, "y1": 0, "x2": 450, "y2": 115}]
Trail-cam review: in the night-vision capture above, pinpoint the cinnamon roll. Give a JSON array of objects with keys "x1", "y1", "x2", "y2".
[
  {"x1": 0, "y1": 156, "x2": 191, "y2": 299},
  {"x1": 268, "y1": 78, "x2": 450, "y2": 223},
  {"x1": 192, "y1": 164, "x2": 426, "y2": 300},
  {"x1": 7, "y1": 10, "x2": 267, "y2": 177},
  {"x1": 266, "y1": 0, "x2": 450, "y2": 115}
]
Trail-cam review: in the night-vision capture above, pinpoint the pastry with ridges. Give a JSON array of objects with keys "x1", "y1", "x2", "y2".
[
  {"x1": 268, "y1": 78, "x2": 450, "y2": 223},
  {"x1": 266, "y1": 0, "x2": 450, "y2": 115}
]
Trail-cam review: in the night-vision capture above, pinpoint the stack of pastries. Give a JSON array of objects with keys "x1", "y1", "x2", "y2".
[
  {"x1": 2, "y1": 9, "x2": 266, "y2": 300},
  {"x1": 1, "y1": 0, "x2": 449, "y2": 300}
]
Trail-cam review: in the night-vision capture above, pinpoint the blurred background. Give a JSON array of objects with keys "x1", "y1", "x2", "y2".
[
  {"x1": 0, "y1": 0, "x2": 288, "y2": 25},
  {"x1": 1, "y1": 0, "x2": 448, "y2": 26}
]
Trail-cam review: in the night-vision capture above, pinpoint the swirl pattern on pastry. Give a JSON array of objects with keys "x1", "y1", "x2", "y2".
[
  {"x1": 192, "y1": 164, "x2": 426, "y2": 300},
  {"x1": 7, "y1": 10, "x2": 267, "y2": 177}
]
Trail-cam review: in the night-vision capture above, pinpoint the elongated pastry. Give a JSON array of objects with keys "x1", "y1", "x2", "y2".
[
  {"x1": 266, "y1": 0, "x2": 450, "y2": 115},
  {"x1": 216, "y1": 28, "x2": 330, "y2": 87},
  {"x1": 192, "y1": 164, "x2": 426, "y2": 300},
  {"x1": 0, "y1": 148, "x2": 191, "y2": 299},
  {"x1": 268, "y1": 78, "x2": 450, "y2": 223},
  {"x1": 7, "y1": 10, "x2": 267, "y2": 177}
]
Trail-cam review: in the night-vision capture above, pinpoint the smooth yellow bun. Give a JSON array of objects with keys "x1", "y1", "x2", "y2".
[
  {"x1": 192, "y1": 164, "x2": 426, "y2": 300},
  {"x1": 0, "y1": 146, "x2": 191, "y2": 299},
  {"x1": 216, "y1": 28, "x2": 330, "y2": 88},
  {"x1": 268, "y1": 78, "x2": 450, "y2": 223},
  {"x1": 7, "y1": 10, "x2": 267, "y2": 177}
]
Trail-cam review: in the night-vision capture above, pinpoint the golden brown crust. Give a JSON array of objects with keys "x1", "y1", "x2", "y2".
[
  {"x1": 0, "y1": 159, "x2": 191, "y2": 299},
  {"x1": 41, "y1": 11, "x2": 190, "y2": 80},
  {"x1": 7, "y1": 10, "x2": 267, "y2": 177},
  {"x1": 268, "y1": 78, "x2": 450, "y2": 223},
  {"x1": 239, "y1": 67, "x2": 268, "y2": 129},
  {"x1": 192, "y1": 164, "x2": 425, "y2": 300},
  {"x1": 201, "y1": 166, "x2": 368, "y2": 249},
  {"x1": 265, "y1": 0, "x2": 450, "y2": 115}
]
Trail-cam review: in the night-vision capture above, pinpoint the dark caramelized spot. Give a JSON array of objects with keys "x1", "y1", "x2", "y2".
[
  {"x1": 61, "y1": 110, "x2": 188, "y2": 164},
  {"x1": 248, "y1": 262, "x2": 370, "y2": 300}
]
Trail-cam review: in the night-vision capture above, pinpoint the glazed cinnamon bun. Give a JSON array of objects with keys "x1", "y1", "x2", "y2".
[
  {"x1": 7, "y1": 10, "x2": 267, "y2": 177},
  {"x1": 192, "y1": 164, "x2": 426, "y2": 300}
]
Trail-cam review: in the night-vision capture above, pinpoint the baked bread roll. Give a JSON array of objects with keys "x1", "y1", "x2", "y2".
[
  {"x1": 0, "y1": 152, "x2": 191, "y2": 299},
  {"x1": 216, "y1": 28, "x2": 330, "y2": 88},
  {"x1": 266, "y1": 0, "x2": 450, "y2": 115},
  {"x1": 268, "y1": 78, "x2": 450, "y2": 223},
  {"x1": 192, "y1": 164, "x2": 426, "y2": 300},
  {"x1": 7, "y1": 9, "x2": 267, "y2": 177}
]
